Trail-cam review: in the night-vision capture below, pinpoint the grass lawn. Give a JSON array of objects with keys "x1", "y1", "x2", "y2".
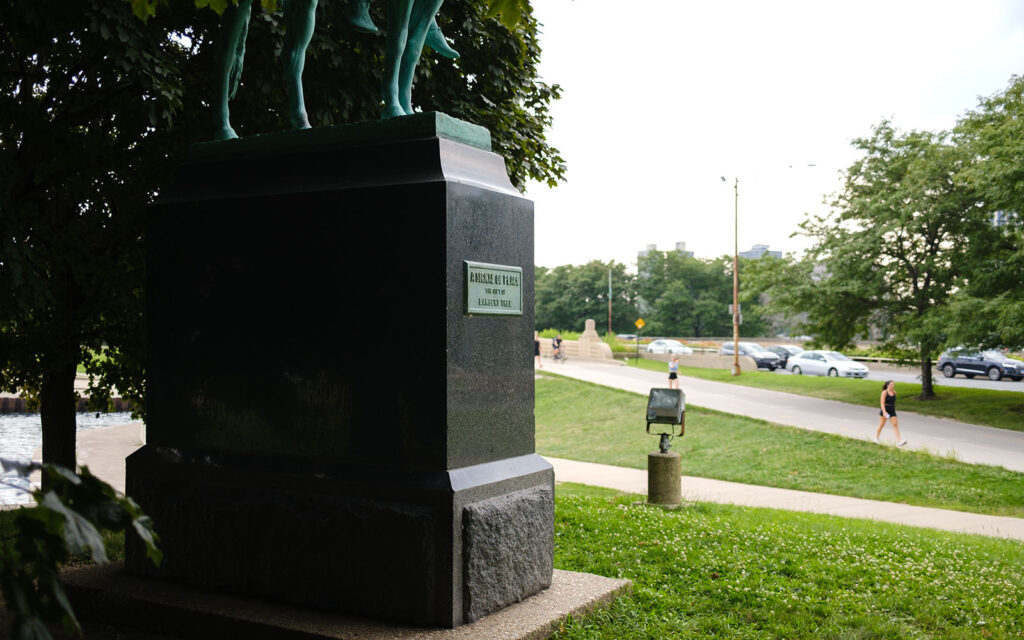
[
  {"x1": 6, "y1": 486, "x2": 1021, "y2": 639},
  {"x1": 625, "y1": 357, "x2": 1024, "y2": 432},
  {"x1": 553, "y1": 483, "x2": 1024, "y2": 639},
  {"x1": 536, "y1": 373, "x2": 1024, "y2": 517}
]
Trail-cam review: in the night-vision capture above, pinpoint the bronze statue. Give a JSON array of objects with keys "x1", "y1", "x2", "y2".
[{"x1": 211, "y1": 0, "x2": 458, "y2": 141}]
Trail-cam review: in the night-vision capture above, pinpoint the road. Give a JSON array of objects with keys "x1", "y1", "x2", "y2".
[
  {"x1": 772, "y1": 364, "x2": 1024, "y2": 392},
  {"x1": 541, "y1": 359, "x2": 1024, "y2": 473}
]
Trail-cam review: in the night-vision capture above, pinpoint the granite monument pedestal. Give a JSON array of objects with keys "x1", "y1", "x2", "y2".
[{"x1": 126, "y1": 113, "x2": 551, "y2": 628}]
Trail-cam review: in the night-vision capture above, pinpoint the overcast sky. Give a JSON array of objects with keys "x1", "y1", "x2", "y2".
[{"x1": 522, "y1": 0, "x2": 1024, "y2": 268}]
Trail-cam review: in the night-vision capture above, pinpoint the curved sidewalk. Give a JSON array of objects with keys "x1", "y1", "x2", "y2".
[
  {"x1": 15, "y1": 420, "x2": 1024, "y2": 543},
  {"x1": 548, "y1": 457, "x2": 1024, "y2": 542},
  {"x1": 542, "y1": 359, "x2": 1024, "y2": 472}
]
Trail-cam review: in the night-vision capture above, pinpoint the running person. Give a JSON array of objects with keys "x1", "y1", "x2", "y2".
[{"x1": 668, "y1": 355, "x2": 679, "y2": 389}]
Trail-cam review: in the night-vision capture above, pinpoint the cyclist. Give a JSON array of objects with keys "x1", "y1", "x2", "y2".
[{"x1": 552, "y1": 334, "x2": 564, "y2": 361}]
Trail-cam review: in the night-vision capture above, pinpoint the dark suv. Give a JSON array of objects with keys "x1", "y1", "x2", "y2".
[
  {"x1": 937, "y1": 348, "x2": 1024, "y2": 381},
  {"x1": 719, "y1": 341, "x2": 781, "y2": 371}
]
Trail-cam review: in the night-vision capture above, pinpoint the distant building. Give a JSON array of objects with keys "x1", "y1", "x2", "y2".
[
  {"x1": 638, "y1": 242, "x2": 695, "y2": 259},
  {"x1": 992, "y1": 210, "x2": 1018, "y2": 227},
  {"x1": 739, "y1": 244, "x2": 781, "y2": 260},
  {"x1": 674, "y1": 242, "x2": 694, "y2": 258},
  {"x1": 637, "y1": 244, "x2": 658, "y2": 259}
]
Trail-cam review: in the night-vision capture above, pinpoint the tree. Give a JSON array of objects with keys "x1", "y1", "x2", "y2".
[
  {"x1": 947, "y1": 76, "x2": 1024, "y2": 350},
  {"x1": 2, "y1": 0, "x2": 563, "y2": 471},
  {"x1": 753, "y1": 121, "x2": 987, "y2": 398},
  {"x1": 742, "y1": 256, "x2": 809, "y2": 338},
  {"x1": 0, "y1": 0, "x2": 195, "y2": 471},
  {"x1": 634, "y1": 250, "x2": 764, "y2": 338},
  {"x1": 535, "y1": 261, "x2": 636, "y2": 333},
  {"x1": 127, "y1": 0, "x2": 534, "y2": 31}
]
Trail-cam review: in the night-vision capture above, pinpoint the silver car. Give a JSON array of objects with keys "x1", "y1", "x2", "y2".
[
  {"x1": 787, "y1": 350, "x2": 869, "y2": 378},
  {"x1": 719, "y1": 341, "x2": 781, "y2": 370},
  {"x1": 646, "y1": 339, "x2": 693, "y2": 355}
]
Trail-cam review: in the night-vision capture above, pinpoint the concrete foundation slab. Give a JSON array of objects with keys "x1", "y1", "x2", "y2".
[{"x1": 57, "y1": 564, "x2": 631, "y2": 640}]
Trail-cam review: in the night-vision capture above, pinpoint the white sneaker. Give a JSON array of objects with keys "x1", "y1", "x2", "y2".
[
  {"x1": 873, "y1": 436, "x2": 879, "y2": 444},
  {"x1": 898, "y1": 440, "x2": 907, "y2": 447}
]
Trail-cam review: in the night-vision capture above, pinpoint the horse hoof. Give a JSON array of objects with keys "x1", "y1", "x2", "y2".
[
  {"x1": 382, "y1": 105, "x2": 406, "y2": 119},
  {"x1": 345, "y1": 0, "x2": 379, "y2": 34},
  {"x1": 426, "y1": 20, "x2": 459, "y2": 59},
  {"x1": 212, "y1": 125, "x2": 239, "y2": 141}
]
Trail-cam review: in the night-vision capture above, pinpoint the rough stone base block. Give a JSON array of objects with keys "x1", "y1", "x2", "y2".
[{"x1": 463, "y1": 487, "x2": 554, "y2": 622}]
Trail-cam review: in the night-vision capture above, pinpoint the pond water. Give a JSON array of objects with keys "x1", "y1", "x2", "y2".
[{"x1": 0, "y1": 411, "x2": 135, "y2": 506}]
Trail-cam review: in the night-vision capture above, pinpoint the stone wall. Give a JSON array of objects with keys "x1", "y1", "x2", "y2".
[
  {"x1": 538, "y1": 319, "x2": 613, "y2": 361},
  {"x1": 644, "y1": 352, "x2": 760, "y2": 371}
]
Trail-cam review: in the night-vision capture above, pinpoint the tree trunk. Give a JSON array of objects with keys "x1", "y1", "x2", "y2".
[
  {"x1": 40, "y1": 363, "x2": 79, "y2": 475},
  {"x1": 919, "y1": 355, "x2": 935, "y2": 400}
]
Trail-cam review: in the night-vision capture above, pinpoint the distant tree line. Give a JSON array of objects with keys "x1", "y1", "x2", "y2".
[
  {"x1": 745, "y1": 74, "x2": 1024, "y2": 398},
  {"x1": 535, "y1": 253, "x2": 779, "y2": 338}
]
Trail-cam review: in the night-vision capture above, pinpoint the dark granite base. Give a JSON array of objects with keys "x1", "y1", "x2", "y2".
[
  {"x1": 126, "y1": 446, "x2": 553, "y2": 627},
  {"x1": 133, "y1": 116, "x2": 545, "y2": 628}
]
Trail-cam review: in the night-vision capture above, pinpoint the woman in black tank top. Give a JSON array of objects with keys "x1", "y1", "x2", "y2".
[{"x1": 875, "y1": 380, "x2": 906, "y2": 446}]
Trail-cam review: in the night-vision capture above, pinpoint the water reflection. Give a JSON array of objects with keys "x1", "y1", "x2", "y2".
[{"x1": 0, "y1": 412, "x2": 135, "y2": 506}]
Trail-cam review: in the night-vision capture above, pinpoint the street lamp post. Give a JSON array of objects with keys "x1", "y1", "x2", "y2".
[
  {"x1": 722, "y1": 164, "x2": 814, "y2": 377},
  {"x1": 732, "y1": 177, "x2": 740, "y2": 377},
  {"x1": 608, "y1": 266, "x2": 613, "y2": 335}
]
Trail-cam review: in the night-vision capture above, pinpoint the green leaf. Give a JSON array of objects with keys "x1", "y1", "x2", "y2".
[
  {"x1": 48, "y1": 465, "x2": 82, "y2": 486},
  {"x1": 132, "y1": 516, "x2": 164, "y2": 567},
  {"x1": 484, "y1": 0, "x2": 529, "y2": 30},
  {"x1": 39, "y1": 493, "x2": 108, "y2": 564},
  {"x1": 128, "y1": 0, "x2": 157, "y2": 22},
  {"x1": 0, "y1": 458, "x2": 41, "y2": 478},
  {"x1": 46, "y1": 577, "x2": 82, "y2": 637},
  {"x1": 13, "y1": 617, "x2": 55, "y2": 640}
]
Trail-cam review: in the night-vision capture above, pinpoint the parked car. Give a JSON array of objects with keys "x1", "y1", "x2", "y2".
[
  {"x1": 719, "y1": 341, "x2": 781, "y2": 370},
  {"x1": 767, "y1": 345, "x2": 804, "y2": 368},
  {"x1": 937, "y1": 348, "x2": 1024, "y2": 381},
  {"x1": 787, "y1": 350, "x2": 869, "y2": 378},
  {"x1": 646, "y1": 339, "x2": 693, "y2": 355},
  {"x1": 616, "y1": 333, "x2": 638, "y2": 341}
]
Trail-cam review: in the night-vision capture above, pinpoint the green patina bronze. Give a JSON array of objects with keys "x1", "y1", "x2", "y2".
[
  {"x1": 211, "y1": 0, "x2": 459, "y2": 141},
  {"x1": 191, "y1": 111, "x2": 492, "y2": 162}
]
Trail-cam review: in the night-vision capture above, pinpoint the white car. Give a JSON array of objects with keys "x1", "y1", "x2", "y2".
[
  {"x1": 786, "y1": 350, "x2": 869, "y2": 378},
  {"x1": 645, "y1": 339, "x2": 693, "y2": 355}
]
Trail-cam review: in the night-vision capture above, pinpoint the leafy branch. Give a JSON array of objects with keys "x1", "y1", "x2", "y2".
[{"x1": 0, "y1": 459, "x2": 161, "y2": 640}]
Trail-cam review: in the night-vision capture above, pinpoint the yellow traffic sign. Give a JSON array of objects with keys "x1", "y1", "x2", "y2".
[{"x1": 635, "y1": 318, "x2": 645, "y2": 329}]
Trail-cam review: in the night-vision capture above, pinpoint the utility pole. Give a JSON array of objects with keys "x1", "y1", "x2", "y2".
[
  {"x1": 732, "y1": 177, "x2": 741, "y2": 377},
  {"x1": 608, "y1": 266, "x2": 613, "y2": 335}
]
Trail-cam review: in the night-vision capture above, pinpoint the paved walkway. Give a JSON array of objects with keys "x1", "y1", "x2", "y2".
[
  {"x1": 542, "y1": 359, "x2": 1024, "y2": 472},
  {"x1": 549, "y1": 457, "x2": 1024, "y2": 542}
]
